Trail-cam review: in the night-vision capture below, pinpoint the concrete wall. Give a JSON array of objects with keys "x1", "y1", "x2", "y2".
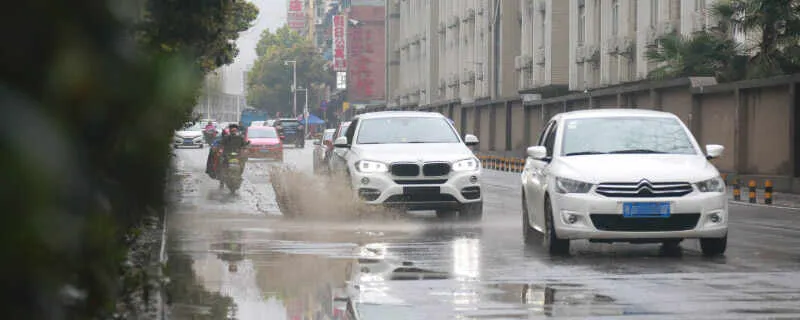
[{"x1": 371, "y1": 74, "x2": 800, "y2": 191}]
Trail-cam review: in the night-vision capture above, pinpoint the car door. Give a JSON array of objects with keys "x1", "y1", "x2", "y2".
[{"x1": 527, "y1": 120, "x2": 558, "y2": 230}]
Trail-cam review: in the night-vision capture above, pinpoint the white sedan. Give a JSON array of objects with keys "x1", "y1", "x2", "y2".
[{"x1": 521, "y1": 109, "x2": 728, "y2": 256}]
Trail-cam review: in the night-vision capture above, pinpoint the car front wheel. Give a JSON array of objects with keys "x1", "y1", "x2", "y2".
[
  {"x1": 700, "y1": 234, "x2": 727, "y2": 256},
  {"x1": 543, "y1": 197, "x2": 570, "y2": 255}
]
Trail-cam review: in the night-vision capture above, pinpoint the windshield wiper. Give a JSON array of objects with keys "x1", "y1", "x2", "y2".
[
  {"x1": 565, "y1": 151, "x2": 607, "y2": 156},
  {"x1": 608, "y1": 149, "x2": 666, "y2": 154}
]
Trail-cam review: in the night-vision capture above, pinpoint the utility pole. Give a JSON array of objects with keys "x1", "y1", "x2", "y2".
[
  {"x1": 284, "y1": 60, "x2": 297, "y2": 117},
  {"x1": 297, "y1": 86, "x2": 309, "y2": 140}
]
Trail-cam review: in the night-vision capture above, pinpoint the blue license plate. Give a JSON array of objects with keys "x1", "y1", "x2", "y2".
[
  {"x1": 623, "y1": 202, "x2": 671, "y2": 218},
  {"x1": 259, "y1": 149, "x2": 271, "y2": 153}
]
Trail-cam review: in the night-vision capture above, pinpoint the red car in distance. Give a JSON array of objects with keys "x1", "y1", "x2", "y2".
[{"x1": 244, "y1": 126, "x2": 283, "y2": 161}]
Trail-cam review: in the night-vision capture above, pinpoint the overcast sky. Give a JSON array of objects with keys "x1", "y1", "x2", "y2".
[{"x1": 222, "y1": 0, "x2": 287, "y2": 94}]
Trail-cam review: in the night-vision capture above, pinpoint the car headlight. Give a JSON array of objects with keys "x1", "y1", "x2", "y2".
[
  {"x1": 355, "y1": 160, "x2": 388, "y2": 173},
  {"x1": 555, "y1": 177, "x2": 593, "y2": 194},
  {"x1": 696, "y1": 176, "x2": 725, "y2": 193},
  {"x1": 452, "y1": 158, "x2": 480, "y2": 172}
]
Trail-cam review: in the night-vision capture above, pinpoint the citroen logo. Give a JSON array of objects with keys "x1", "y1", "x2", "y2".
[{"x1": 635, "y1": 179, "x2": 655, "y2": 194}]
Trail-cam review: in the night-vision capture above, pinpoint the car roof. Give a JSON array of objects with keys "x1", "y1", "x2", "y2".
[
  {"x1": 354, "y1": 111, "x2": 446, "y2": 120},
  {"x1": 554, "y1": 108, "x2": 679, "y2": 121}
]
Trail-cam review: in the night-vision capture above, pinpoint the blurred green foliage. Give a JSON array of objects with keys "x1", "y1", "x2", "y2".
[
  {"x1": 648, "y1": 0, "x2": 800, "y2": 81},
  {"x1": 0, "y1": 0, "x2": 255, "y2": 318},
  {"x1": 247, "y1": 26, "x2": 334, "y2": 115}
]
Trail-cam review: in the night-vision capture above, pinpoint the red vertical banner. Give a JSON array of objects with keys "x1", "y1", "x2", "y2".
[
  {"x1": 287, "y1": 0, "x2": 305, "y2": 32},
  {"x1": 332, "y1": 15, "x2": 347, "y2": 71}
]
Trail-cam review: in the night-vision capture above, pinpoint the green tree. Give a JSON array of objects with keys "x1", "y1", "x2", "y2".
[
  {"x1": 138, "y1": 0, "x2": 259, "y2": 72},
  {"x1": 710, "y1": 0, "x2": 800, "y2": 78},
  {"x1": 247, "y1": 26, "x2": 333, "y2": 115},
  {"x1": 255, "y1": 25, "x2": 307, "y2": 57},
  {"x1": 1, "y1": 0, "x2": 256, "y2": 318},
  {"x1": 646, "y1": 31, "x2": 747, "y2": 81}
]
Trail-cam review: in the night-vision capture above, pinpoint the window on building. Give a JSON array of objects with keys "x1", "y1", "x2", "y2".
[
  {"x1": 612, "y1": 0, "x2": 619, "y2": 36},
  {"x1": 695, "y1": 0, "x2": 706, "y2": 11},
  {"x1": 578, "y1": 4, "x2": 586, "y2": 44},
  {"x1": 650, "y1": 0, "x2": 659, "y2": 27}
]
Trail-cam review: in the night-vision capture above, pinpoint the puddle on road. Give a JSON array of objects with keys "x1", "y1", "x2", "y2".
[{"x1": 465, "y1": 282, "x2": 632, "y2": 318}]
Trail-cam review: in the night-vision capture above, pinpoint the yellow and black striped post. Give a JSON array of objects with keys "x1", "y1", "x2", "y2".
[
  {"x1": 764, "y1": 180, "x2": 773, "y2": 205},
  {"x1": 748, "y1": 180, "x2": 757, "y2": 203},
  {"x1": 732, "y1": 179, "x2": 741, "y2": 201}
]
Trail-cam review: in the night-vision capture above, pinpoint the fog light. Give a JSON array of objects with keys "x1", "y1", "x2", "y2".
[
  {"x1": 561, "y1": 211, "x2": 579, "y2": 224},
  {"x1": 566, "y1": 214, "x2": 578, "y2": 224},
  {"x1": 710, "y1": 213, "x2": 721, "y2": 223},
  {"x1": 361, "y1": 177, "x2": 370, "y2": 185},
  {"x1": 469, "y1": 175, "x2": 478, "y2": 183}
]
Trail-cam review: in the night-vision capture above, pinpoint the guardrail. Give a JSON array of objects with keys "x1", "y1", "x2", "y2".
[
  {"x1": 477, "y1": 154, "x2": 526, "y2": 173},
  {"x1": 724, "y1": 174, "x2": 775, "y2": 205}
]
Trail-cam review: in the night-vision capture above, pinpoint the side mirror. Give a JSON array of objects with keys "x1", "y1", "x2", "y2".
[
  {"x1": 464, "y1": 134, "x2": 479, "y2": 146},
  {"x1": 313, "y1": 139, "x2": 321, "y2": 145},
  {"x1": 334, "y1": 136, "x2": 350, "y2": 148},
  {"x1": 526, "y1": 146, "x2": 549, "y2": 160},
  {"x1": 705, "y1": 144, "x2": 724, "y2": 160}
]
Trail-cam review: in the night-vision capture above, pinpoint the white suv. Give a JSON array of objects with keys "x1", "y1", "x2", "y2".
[
  {"x1": 521, "y1": 109, "x2": 728, "y2": 256},
  {"x1": 332, "y1": 111, "x2": 483, "y2": 220}
]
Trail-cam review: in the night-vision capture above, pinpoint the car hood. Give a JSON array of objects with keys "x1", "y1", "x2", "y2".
[
  {"x1": 553, "y1": 154, "x2": 717, "y2": 183},
  {"x1": 176, "y1": 130, "x2": 202, "y2": 138},
  {"x1": 248, "y1": 137, "x2": 280, "y2": 145},
  {"x1": 352, "y1": 143, "x2": 474, "y2": 163}
]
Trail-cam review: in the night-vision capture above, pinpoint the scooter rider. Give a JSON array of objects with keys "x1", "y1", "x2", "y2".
[
  {"x1": 219, "y1": 123, "x2": 248, "y2": 168},
  {"x1": 206, "y1": 128, "x2": 228, "y2": 179}
]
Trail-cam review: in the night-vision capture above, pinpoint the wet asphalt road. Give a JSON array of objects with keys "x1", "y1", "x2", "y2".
[{"x1": 169, "y1": 144, "x2": 800, "y2": 320}]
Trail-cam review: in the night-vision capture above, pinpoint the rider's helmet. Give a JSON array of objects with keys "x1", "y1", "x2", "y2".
[{"x1": 228, "y1": 123, "x2": 240, "y2": 135}]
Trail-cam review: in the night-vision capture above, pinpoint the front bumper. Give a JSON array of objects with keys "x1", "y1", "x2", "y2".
[
  {"x1": 551, "y1": 191, "x2": 728, "y2": 241},
  {"x1": 351, "y1": 169, "x2": 482, "y2": 210}
]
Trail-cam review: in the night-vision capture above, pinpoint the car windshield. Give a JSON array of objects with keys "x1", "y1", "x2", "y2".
[
  {"x1": 356, "y1": 117, "x2": 460, "y2": 144},
  {"x1": 561, "y1": 117, "x2": 697, "y2": 156},
  {"x1": 248, "y1": 128, "x2": 277, "y2": 138},
  {"x1": 186, "y1": 123, "x2": 206, "y2": 131}
]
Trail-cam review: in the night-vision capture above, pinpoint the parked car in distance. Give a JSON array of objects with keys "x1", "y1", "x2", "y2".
[
  {"x1": 274, "y1": 118, "x2": 304, "y2": 147},
  {"x1": 244, "y1": 126, "x2": 283, "y2": 161},
  {"x1": 174, "y1": 122, "x2": 206, "y2": 148},
  {"x1": 250, "y1": 120, "x2": 267, "y2": 127},
  {"x1": 313, "y1": 129, "x2": 337, "y2": 174},
  {"x1": 332, "y1": 111, "x2": 483, "y2": 220},
  {"x1": 521, "y1": 109, "x2": 727, "y2": 256}
]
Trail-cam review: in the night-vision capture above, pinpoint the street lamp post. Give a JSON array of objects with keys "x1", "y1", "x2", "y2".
[
  {"x1": 284, "y1": 60, "x2": 297, "y2": 117},
  {"x1": 297, "y1": 86, "x2": 309, "y2": 140}
]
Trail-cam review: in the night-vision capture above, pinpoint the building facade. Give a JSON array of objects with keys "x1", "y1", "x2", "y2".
[{"x1": 387, "y1": 0, "x2": 722, "y2": 106}]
